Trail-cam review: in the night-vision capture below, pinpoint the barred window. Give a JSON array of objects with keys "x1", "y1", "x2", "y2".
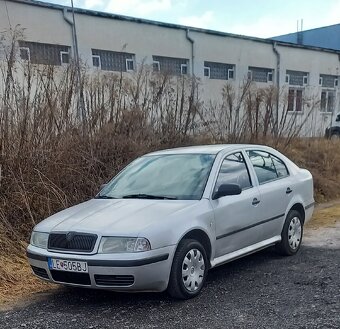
[
  {"x1": 204, "y1": 61, "x2": 234, "y2": 80},
  {"x1": 19, "y1": 47, "x2": 30, "y2": 61},
  {"x1": 319, "y1": 74, "x2": 338, "y2": 88},
  {"x1": 286, "y1": 70, "x2": 308, "y2": 86},
  {"x1": 18, "y1": 41, "x2": 71, "y2": 66},
  {"x1": 91, "y1": 49, "x2": 135, "y2": 72},
  {"x1": 152, "y1": 55, "x2": 189, "y2": 75},
  {"x1": 92, "y1": 55, "x2": 101, "y2": 68},
  {"x1": 248, "y1": 67, "x2": 274, "y2": 83}
]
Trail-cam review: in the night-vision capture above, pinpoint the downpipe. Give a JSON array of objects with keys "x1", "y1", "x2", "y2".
[{"x1": 272, "y1": 42, "x2": 281, "y2": 136}]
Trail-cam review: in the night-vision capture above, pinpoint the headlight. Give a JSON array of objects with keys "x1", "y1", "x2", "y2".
[
  {"x1": 30, "y1": 231, "x2": 49, "y2": 249},
  {"x1": 98, "y1": 237, "x2": 151, "y2": 253}
]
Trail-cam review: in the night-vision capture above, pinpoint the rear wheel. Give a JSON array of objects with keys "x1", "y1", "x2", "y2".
[
  {"x1": 167, "y1": 239, "x2": 208, "y2": 299},
  {"x1": 275, "y1": 210, "x2": 303, "y2": 256},
  {"x1": 330, "y1": 132, "x2": 340, "y2": 141}
]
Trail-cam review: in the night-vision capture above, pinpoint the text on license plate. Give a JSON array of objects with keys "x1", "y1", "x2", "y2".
[{"x1": 48, "y1": 258, "x2": 88, "y2": 273}]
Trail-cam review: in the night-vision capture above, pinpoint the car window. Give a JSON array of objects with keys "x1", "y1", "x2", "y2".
[
  {"x1": 215, "y1": 152, "x2": 252, "y2": 191},
  {"x1": 246, "y1": 150, "x2": 289, "y2": 184},
  {"x1": 100, "y1": 154, "x2": 216, "y2": 200}
]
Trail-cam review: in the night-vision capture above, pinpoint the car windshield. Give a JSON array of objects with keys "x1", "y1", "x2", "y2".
[{"x1": 98, "y1": 153, "x2": 216, "y2": 200}]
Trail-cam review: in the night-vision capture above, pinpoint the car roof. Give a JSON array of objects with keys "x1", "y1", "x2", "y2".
[{"x1": 145, "y1": 144, "x2": 271, "y2": 156}]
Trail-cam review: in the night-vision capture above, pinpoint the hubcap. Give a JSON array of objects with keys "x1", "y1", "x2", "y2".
[
  {"x1": 288, "y1": 216, "x2": 302, "y2": 250},
  {"x1": 182, "y1": 248, "x2": 205, "y2": 292}
]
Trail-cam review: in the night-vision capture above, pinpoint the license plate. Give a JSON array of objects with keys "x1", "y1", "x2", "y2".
[{"x1": 48, "y1": 258, "x2": 88, "y2": 273}]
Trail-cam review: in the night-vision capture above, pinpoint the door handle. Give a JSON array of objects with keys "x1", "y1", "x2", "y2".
[
  {"x1": 252, "y1": 198, "x2": 260, "y2": 206},
  {"x1": 286, "y1": 187, "x2": 293, "y2": 194}
]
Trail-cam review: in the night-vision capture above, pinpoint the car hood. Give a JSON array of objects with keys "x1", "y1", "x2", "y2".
[{"x1": 35, "y1": 199, "x2": 198, "y2": 236}]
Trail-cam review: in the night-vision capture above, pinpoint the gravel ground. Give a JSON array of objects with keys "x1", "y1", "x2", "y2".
[{"x1": 1, "y1": 225, "x2": 339, "y2": 329}]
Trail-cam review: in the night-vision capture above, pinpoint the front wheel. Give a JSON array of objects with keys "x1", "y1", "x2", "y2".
[
  {"x1": 275, "y1": 210, "x2": 303, "y2": 256},
  {"x1": 167, "y1": 239, "x2": 208, "y2": 299}
]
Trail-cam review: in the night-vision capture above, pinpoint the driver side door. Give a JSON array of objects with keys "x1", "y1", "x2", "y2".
[{"x1": 211, "y1": 152, "x2": 262, "y2": 258}]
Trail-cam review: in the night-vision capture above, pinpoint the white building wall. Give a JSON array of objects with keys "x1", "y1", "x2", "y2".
[{"x1": 1, "y1": 0, "x2": 340, "y2": 137}]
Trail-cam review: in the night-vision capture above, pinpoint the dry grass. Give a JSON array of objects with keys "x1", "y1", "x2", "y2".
[
  {"x1": 0, "y1": 254, "x2": 53, "y2": 307},
  {"x1": 307, "y1": 202, "x2": 340, "y2": 229}
]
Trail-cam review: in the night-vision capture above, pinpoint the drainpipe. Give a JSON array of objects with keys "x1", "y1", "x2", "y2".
[
  {"x1": 272, "y1": 42, "x2": 281, "y2": 136},
  {"x1": 186, "y1": 29, "x2": 195, "y2": 77},
  {"x1": 63, "y1": 8, "x2": 76, "y2": 58},
  {"x1": 62, "y1": 6, "x2": 86, "y2": 125}
]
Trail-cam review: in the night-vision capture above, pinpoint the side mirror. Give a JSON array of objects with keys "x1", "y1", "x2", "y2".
[{"x1": 212, "y1": 183, "x2": 242, "y2": 200}]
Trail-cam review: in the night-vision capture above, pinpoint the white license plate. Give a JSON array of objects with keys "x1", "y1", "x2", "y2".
[{"x1": 48, "y1": 258, "x2": 88, "y2": 273}]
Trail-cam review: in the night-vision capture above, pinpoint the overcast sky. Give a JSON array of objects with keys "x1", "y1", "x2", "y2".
[{"x1": 44, "y1": 0, "x2": 339, "y2": 38}]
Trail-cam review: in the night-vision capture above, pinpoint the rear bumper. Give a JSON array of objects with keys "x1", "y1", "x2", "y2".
[
  {"x1": 304, "y1": 201, "x2": 315, "y2": 224},
  {"x1": 27, "y1": 244, "x2": 176, "y2": 292}
]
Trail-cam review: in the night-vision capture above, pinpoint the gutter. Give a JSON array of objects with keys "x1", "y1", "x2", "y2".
[
  {"x1": 272, "y1": 42, "x2": 281, "y2": 136},
  {"x1": 186, "y1": 29, "x2": 195, "y2": 76}
]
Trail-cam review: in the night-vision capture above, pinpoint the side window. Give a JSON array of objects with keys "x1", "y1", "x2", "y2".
[
  {"x1": 271, "y1": 155, "x2": 289, "y2": 178},
  {"x1": 215, "y1": 152, "x2": 252, "y2": 191},
  {"x1": 247, "y1": 150, "x2": 289, "y2": 184}
]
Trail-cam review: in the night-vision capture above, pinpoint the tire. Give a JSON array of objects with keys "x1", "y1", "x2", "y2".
[
  {"x1": 167, "y1": 239, "x2": 208, "y2": 299},
  {"x1": 330, "y1": 132, "x2": 340, "y2": 141},
  {"x1": 275, "y1": 210, "x2": 303, "y2": 256}
]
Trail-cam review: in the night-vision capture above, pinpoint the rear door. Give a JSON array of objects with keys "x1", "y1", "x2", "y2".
[{"x1": 245, "y1": 150, "x2": 295, "y2": 240}]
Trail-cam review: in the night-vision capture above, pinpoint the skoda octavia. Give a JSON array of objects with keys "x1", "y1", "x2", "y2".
[{"x1": 27, "y1": 144, "x2": 314, "y2": 299}]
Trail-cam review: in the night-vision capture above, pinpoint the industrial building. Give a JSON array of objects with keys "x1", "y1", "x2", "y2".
[
  {"x1": 1, "y1": 0, "x2": 340, "y2": 136},
  {"x1": 272, "y1": 23, "x2": 340, "y2": 51}
]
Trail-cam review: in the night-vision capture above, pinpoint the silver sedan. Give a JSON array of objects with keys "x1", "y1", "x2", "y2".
[{"x1": 27, "y1": 144, "x2": 314, "y2": 299}]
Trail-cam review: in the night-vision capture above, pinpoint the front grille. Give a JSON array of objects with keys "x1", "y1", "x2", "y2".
[
  {"x1": 48, "y1": 232, "x2": 97, "y2": 252},
  {"x1": 31, "y1": 266, "x2": 49, "y2": 279},
  {"x1": 50, "y1": 270, "x2": 91, "y2": 285},
  {"x1": 94, "y1": 274, "x2": 135, "y2": 287}
]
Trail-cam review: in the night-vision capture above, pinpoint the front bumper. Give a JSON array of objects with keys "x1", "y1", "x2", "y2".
[{"x1": 27, "y1": 244, "x2": 176, "y2": 292}]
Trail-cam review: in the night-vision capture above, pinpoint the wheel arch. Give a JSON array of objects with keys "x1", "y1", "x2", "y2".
[
  {"x1": 289, "y1": 203, "x2": 306, "y2": 223},
  {"x1": 178, "y1": 229, "x2": 212, "y2": 267}
]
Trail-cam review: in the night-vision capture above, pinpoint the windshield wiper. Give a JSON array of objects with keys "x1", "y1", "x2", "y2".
[
  {"x1": 122, "y1": 194, "x2": 177, "y2": 200},
  {"x1": 95, "y1": 195, "x2": 117, "y2": 199}
]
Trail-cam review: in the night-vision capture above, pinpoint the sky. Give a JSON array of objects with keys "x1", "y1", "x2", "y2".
[{"x1": 42, "y1": 0, "x2": 340, "y2": 38}]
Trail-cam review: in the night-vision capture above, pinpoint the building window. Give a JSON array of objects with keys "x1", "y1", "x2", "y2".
[
  {"x1": 303, "y1": 75, "x2": 308, "y2": 85},
  {"x1": 126, "y1": 58, "x2": 134, "y2": 71},
  {"x1": 320, "y1": 90, "x2": 335, "y2": 113},
  {"x1": 267, "y1": 71, "x2": 273, "y2": 82},
  {"x1": 92, "y1": 55, "x2": 101, "y2": 68},
  {"x1": 204, "y1": 66, "x2": 210, "y2": 78},
  {"x1": 153, "y1": 61, "x2": 160, "y2": 71},
  {"x1": 319, "y1": 74, "x2": 338, "y2": 88},
  {"x1": 248, "y1": 66, "x2": 274, "y2": 83},
  {"x1": 19, "y1": 47, "x2": 30, "y2": 61},
  {"x1": 204, "y1": 61, "x2": 235, "y2": 80},
  {"x1": 91, "y1": 49, "x2": 135, "y2": 72},
  {"x1": 152, "y1": 55, "x2": 189, "y2": 75},
  {"x1": 228, "y1": 69, "x2": 234, "y2": 80},
  {"x1": 60, "y1": 51, "x2": 70, "y2": 65},
  {"x1": 286, "y1": 70, "x2": 309, "y2": 86},
  {"x1": 18, "y1": 41, "x2": 71, "y2": 66},
  {"x1": 288, "y1": 88, "x2": 303, "y2": 112},
  {"x1": 181, "y1": 64, "x2": 188, "y2": 75}
]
